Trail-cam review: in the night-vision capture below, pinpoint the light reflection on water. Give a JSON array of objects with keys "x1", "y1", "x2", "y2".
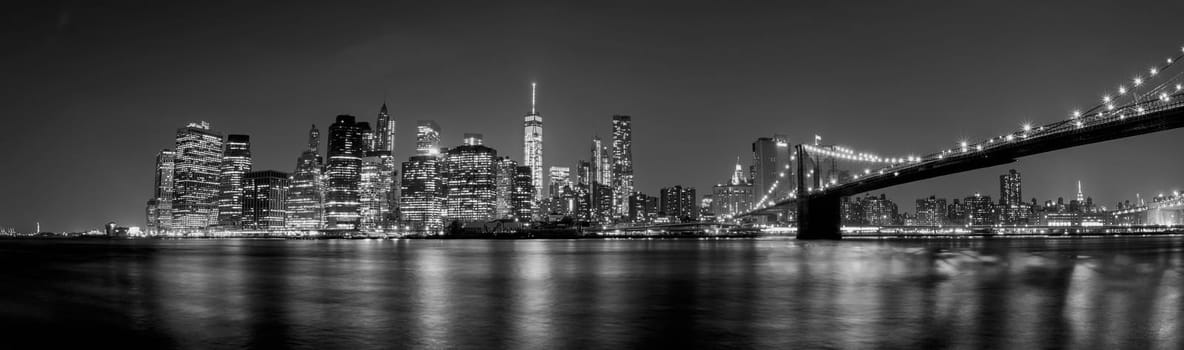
[{"x1": 0, "y1": 237, "x2": 1182, "y2": 348}]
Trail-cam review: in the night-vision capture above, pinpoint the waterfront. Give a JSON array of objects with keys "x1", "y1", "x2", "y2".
[{"x1": 2, "y1": 237, "x2": 1183, "y2": 348}]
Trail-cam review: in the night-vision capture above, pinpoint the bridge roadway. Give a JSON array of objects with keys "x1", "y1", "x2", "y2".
[{"x1": 742, "y1": 99, "x2": 1184, "y2": 239}]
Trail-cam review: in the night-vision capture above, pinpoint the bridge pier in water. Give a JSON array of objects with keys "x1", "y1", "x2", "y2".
[{"x1": 796, "y1": 194, "x2": 842, "y2": 240}]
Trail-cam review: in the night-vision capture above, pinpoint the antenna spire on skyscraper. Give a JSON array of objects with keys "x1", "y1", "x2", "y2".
[{"x1": 531, "y1": 82, "x2": 537, "y2": 114}]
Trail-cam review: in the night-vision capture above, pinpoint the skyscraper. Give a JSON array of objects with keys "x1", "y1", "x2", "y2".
[
  {"x1": 145, "y1": 149, "x2": 175, "y2": 235},
  {"x1": 359, "y1": 151, "x2": 396, "y2": 233},
  {"x1": 999, "y1": 169, "x2": 1022, "y2": 206},
  {"x1": 752, "y1": 137, "x2": 777, "y2": 206},
  {"x1": 494, "y1": 157, "x2": 519, "y2": 220},
  {"x1": 325, "y1": 115, "x2": 365, "y2": 232},
  {"x1": 591, "y1": 136, "x2": 611, "y2": 186},
  {"x1": 286, "y1": 125, "x2": 324, "y2": 231},
  {"x1": 241, "y1": 170, "x2": 290, "y2": 231},
  {"x1": 999, "y1": 169, "x2": 1027, "y2": 225},
  {"x1": 511, "y1": 165, "x2": 534, "y2": 222},
  {"x1": 611, "y1": 115, "x2": 634, "y2": 215},
  {"x1": 752, "y1": 135, "x2": 791, "y2": 207},
  {"x1": 589, "y1": 136, "x2": 613, "y2": 218},
  {"x1": 591, "y1": 182, "x2": 614, "y2": 223},
  {"x1": 915, "y1": 195, "x2": 945, "y2": 226},
  {"x1": 441, "y1": 134, "x2": 498, "y2": 223},
  {"x1": 576, "y1": 160, "x2": 592, "y2": 187},
  {"x1": 711, "y1": 160, "x2": 753, "y2": 218},
  {"x1": 358, "y1": 122, "x2": 375, "y2": 154},
  {"x1": 217, "y1": 134, "x2": 252, "y2": 229},
  {"x1": 375, "y1": 103, "x2": 396, "y2": 154},
  {"x1": 416, "y1": 120, "x2": 441, "y2": 156},
  {"x1": 172, "y1": 121, "x2": 224, "y2": 232},
  {"x1": 965, "y1": 193, "x2": 994, "y2": 226},
  {"x1": 660, "y1": 185, "x2": 697, "y2": 221},
  {"x1": 628, "y1": 192, "x2": 650, "y2": 223},
  {"x1": 523, "y1": 83, "x2": 544, "y2": 202},
  {"x1": 549, "y1": 166, "x2": 571, "y2": 198},
  {"x1": 401, "y1": 155, "x2": 443, "y2": 233}
]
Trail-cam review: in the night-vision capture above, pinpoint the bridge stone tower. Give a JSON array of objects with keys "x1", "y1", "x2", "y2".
[{"x1": 795, "y1": 144, "x2": 842, "y2": 239}]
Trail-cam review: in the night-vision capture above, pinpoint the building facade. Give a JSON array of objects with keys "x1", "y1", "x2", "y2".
[
  {"x1": 549, "y1": 166, "x2": 571, "y2": 198},
  {"x1": 375, "y1": 103, "x2": 395, "y2": 155},
  {"x1": 286, "y1": 125, "x2": 324, "y2": 231},
  {"x1": 511, "y1": 165, "x2": 535, "y2": 222},
  {"x1": 216, "y1": 134, "x2": 252, "y2": 229},
  {"x1": 146, "y1": 149, "x2": 176, "y2": 235},
  {"x1": 324, "y1": 115, "x2": 365, "y2": 232},
  {"x1": 441, "y1": 136, "x2": 498, "y2": 223},
  {"x1": 241, "y1": 170, "x2": 290, "y2": 231},
  {"x1": 711, "y1": 161, "x2": 753, "y2": 219},
  {"x1": 172, "y1": 121, "x2": 224, "y2": 232},
  {"x1": 659, "y1": 185, "x2": 697, "y2": 221},
  {"x1": 360, "y1": 151, "x2": 397, "y2": 233},
  {"x1": 523, "y1": 83, "x2": 544, "y2": 202},
  {"x1": 611, "y1": 115, "x2": 634, "y2": 216},
  {"x1": 401, "y1": 155, "x2": 444, "y2": 233},
  {"x1": 416, "y1": 120, "x2": 441, "y2": 156}
]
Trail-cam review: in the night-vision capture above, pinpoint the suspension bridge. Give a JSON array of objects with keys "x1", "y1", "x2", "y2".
[
  {"x1": 734, "y1": 45, "x2": 1184, "y2": 239},
  {"x1": 1108, "y1": 194, "x2": 1184, "y2": 226}
]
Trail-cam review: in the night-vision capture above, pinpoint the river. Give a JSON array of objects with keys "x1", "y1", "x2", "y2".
[{"x1": 1, "y1": 237, "x2": 1181, "y2": 348}]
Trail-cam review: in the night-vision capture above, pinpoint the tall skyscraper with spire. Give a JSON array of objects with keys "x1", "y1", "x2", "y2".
[
  {"x1": 375, "y1": 103, "x2": 396, "y2": 155},
  {"x1": 523, "y1": 83, "x2": 544, "y2": 203}
]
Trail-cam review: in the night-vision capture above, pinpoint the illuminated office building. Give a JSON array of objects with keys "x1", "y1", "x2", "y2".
[
  {"x1": 523, "y1": 83, "x2": 544, "y2": 202},
  {"x1": 216, "y1": 134, "x2": 252, "y2": 228},
  {"x1": 241, "y1": 170, "x2": 289, "y2": 231},
  {"x1": 591, "y1": 136, "x2": 611, "y2": 186},
  {"x1": 915, "y1": 195, "x2": 947, "y2": 226},
  {"x1": 172, "y1": 121, "x2": 224, "y2": 231},
  {"x1": 611, "y1": 115, "x2": 634, "y2": 215},
  {"x1": 998, "y1": 169, "x2": 1028, "y2": 224},
  {"x1": 357, "y1": 121, "x2": 374, "y2": 153},
  {"x1": 752, "y1": 134, "x2": 792, "y2": 206},
  {"x1": 965, "y1": 193, "x2": 994, "y2": 226},
  {"x1": 416, "y1": 120, "x2": 441, "y2": 156},
  {"x1": 660, "y1": 185, "x2": 697, "y2": 221},
  {"x1": 360, "y1": 151, "x2": 397, "y2": 233},
  {"x1": 325, "y1": 115, "x2": 365, "y2": 232},
  {"x1": 711, "y1": 160, "x2": 753, "y2": 219},
  {"x1": 286, "y1": 125, "x2": 324, "y2": 231},
  {"x1": 549, "y1": 166, "x2": 571, "y2": 198},
  {"x1": 146, "y1": 149, "x2": 175, "y2": 235},
  {"x1": 511, "y1": 165, "x2": 534, "y2": 222},
  {"x1": 576, "y1": 160, "x2": 592, "y2": 187},
  {"x1": 494, "y1": 157, "x2": 518, "y2": 220},
  {"x1": 441, "y1": 134, "x2": 498, "y2": 223},
  {"x1": 591, "y1": 182, "x2": 614, "y2": 222},
  {"x1": 375, "y1": 103, "x2": 395, "y2": 154},
  {"x1": 400, "y1": 155, "x2": 444, "y2": 233}
]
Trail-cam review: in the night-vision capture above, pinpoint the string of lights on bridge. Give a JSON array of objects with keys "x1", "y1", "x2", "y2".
[{"x1": 734, "y1": 44, "x2": 1184, "y2": 217}]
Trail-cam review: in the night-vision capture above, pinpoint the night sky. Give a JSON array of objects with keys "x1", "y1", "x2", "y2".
[{"x1": 3, "y1": 1, "x2": 1184, "y2": 232}]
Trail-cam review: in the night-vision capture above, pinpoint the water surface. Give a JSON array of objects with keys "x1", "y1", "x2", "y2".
[{"x1": 1, "y1": 237, "x2": 1182, "y2": 349}]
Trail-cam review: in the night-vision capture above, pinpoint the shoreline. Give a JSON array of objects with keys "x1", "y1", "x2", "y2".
[{"x1": 2, "y1": 230, "x2": 1184, "y2": 241}]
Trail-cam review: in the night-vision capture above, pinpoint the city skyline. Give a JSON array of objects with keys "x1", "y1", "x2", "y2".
[{"x1": 5, "y1": 1, "x2": 1184, "y2": 231}]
